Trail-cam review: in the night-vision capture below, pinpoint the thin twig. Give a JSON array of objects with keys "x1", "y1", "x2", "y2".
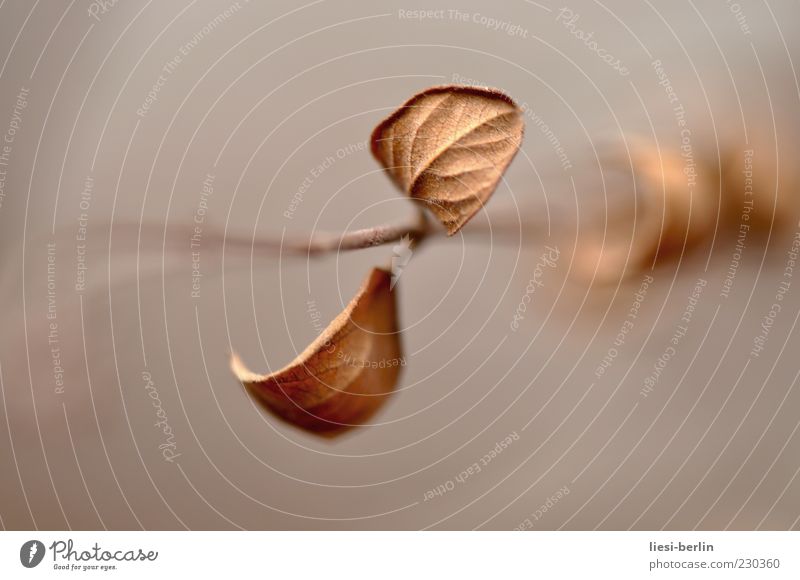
[
  {"x1": 34, "y1": 205, "x2": 549, "y2": 263},
  {"x1": 133, "y1": 208, "x2": 434, "y2": 256}
]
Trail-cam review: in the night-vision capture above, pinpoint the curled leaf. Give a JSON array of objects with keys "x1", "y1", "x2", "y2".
[
  {"x1": 574, "y1": 136, "x2": 716, "y2": 283},
  {"x1": 231, "y1": 268, "x2": 402, "y2": 437},
  {"x1": 371, "y1": 85, "x2": 525, "y2": 235}
]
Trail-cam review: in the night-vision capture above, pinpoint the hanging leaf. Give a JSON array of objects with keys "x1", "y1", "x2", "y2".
[
  {"x1": 231, "y1": 267, "x2": 403, "y2": 437},
  {"x1": 574, "y1": 136, "x2": 716, "y2": 283},
  {"x1": 371, "y1": 85, "x2": 525, "y2": 236}
]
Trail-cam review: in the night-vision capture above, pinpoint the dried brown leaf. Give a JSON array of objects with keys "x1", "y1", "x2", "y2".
[
  {"x1": 231, "y1": 268, "x2": 402, "y2": 437},
  {"x1": 371, "y1": 85, "x2": 525, "y2": 235},
  {"x1": 575, "y1": 137, "x2": 716, "y2": 283}
]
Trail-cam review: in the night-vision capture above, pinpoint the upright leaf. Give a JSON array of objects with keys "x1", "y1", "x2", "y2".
[{"x1": 371, "y1": 85, "x2": 525, "y2": 235}]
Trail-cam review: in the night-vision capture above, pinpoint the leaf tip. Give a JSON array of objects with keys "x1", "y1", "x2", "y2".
[{"x1": 229, "y1": 352, "x2": 259, "y2": 383}]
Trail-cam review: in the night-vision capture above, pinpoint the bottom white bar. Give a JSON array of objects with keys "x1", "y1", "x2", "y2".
[{"x1": 1, "y1": 531, "x2": 797, "y2": 578}]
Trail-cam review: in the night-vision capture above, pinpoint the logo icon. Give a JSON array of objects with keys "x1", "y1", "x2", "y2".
[{"x1": 20, "y1": 540, "x2": 45, "y2": 568}]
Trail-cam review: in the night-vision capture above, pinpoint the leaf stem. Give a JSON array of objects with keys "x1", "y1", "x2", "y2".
[{"x1": 282, "y1": 208, "x2": 433, "y2": 255}]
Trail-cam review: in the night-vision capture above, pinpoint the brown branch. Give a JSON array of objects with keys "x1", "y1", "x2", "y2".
[
  {"x1": 276, "y1": 208, "x2": 433, "y2": 255},
  {"x1": 38, "y1": 205, "x2": 547, "y2": 262}
]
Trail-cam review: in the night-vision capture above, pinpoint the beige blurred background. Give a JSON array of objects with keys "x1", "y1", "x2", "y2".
[{"x1": 1, "y1": 0, "x2": 799, "y2": 530}]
